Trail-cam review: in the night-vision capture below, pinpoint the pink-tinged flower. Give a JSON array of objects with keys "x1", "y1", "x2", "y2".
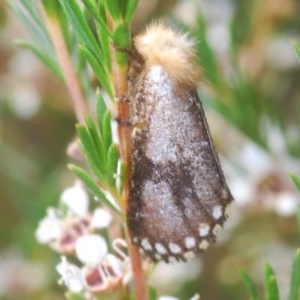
[
  {"x1": 56, "y1": 256, "x2": 84, "y2": 293},
  {"x1": 56, "y1": 239, "x2": 132, "y2": 295},
  {"x1": 51, "y1": 216, "x2": 91, "y2": 254},
  {"x1": 91, "y1": 208, "x2": 112, "y2": 229},
  {"x1": 228, "y1": 133, "x2": 300, "y2": 216},
  {"x1": 81, "y1": 239, "x2": 131, "y2": 294},
  {"x1": 60, "y1": 182, "x2": 89, "y2": 217},
  {"x1": 83, "y1": 254, "x2": 123, "y2": 293},
  {"x1": 112, "y1": 239, "x2": 132, "y2": 285},
  {"x1": 75, "y1": 235, "x2": 108, "y2": 266},
  {"x1": 36, "y1": 204, "x2": 91, "y2": 254},
  {"x1": 35, "y1": 207, "x2": 62, "y2": 244},
  {"x1": 56, "y1": 254, "x2": 126, "y2": 295},
  {"x1": 36, "y1": 182, "x2": 114, "y2": 254}
]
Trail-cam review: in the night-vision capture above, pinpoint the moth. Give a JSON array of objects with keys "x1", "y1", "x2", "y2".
[{"x1": 127, "y1": 23, "x2": 233, "y2": 263}]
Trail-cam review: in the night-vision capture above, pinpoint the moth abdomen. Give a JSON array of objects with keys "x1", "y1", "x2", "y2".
[{"x1": 127, "y1": 23, "x2": 233, "y2": 263}]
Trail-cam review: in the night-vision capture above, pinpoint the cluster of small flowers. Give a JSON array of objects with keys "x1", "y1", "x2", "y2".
[
  {"x1": 227, "y1": 123, "x2": 300, "y2": 217},
  {"x1": 35, "y1": 181, "x2": 131, "y2": 297},
  {"x1": 35, "y1": 181, "x2": 202, "y2": 299}
]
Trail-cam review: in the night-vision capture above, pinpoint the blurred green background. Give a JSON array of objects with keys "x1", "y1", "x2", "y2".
[{"x1": 1, "y1": 0, "x2": 300, "y2": 299}]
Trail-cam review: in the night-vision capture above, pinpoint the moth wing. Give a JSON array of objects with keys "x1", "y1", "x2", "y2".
[{"x1": 128, "y1": 65, "x2": 233, "y2": 262}]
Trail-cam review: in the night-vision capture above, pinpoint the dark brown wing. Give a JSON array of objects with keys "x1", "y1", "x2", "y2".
[{"x1": 127, "y1": 65, "x2": 233, "y2": 263}]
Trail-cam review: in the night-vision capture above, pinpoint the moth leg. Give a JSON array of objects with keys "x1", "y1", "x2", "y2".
[
  {"x1": 114, "y1": 96, "x2": 131, "y2": 126},
  {"x1": 115, "y1": 118, "x2": 131, "y2": 126},
  {"x1": 115, "y1": 95, "x2": 130, "y2": 103}
]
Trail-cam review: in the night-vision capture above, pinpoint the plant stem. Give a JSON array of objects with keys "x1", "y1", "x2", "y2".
[
  {"x1": 111, "y1": 44, "x2": 147, "y2": 300},
  {"x1": 116, "y1": 80, "x2": 147, "y2": 300},
  {"x1": 126, "y1": 227, "x2": 147, "y2": 300},
  {"x1": 40, "y1": 7, "x2": 88, "y2": 123}
]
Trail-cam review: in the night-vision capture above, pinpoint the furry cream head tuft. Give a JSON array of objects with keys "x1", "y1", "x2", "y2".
[{"x1": 134, "y1": 22, "x2": 200, "y2": 90}]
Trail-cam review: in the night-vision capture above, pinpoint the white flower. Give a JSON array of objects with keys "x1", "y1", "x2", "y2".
[
  {"x1": 236, "y1": 141, "x2": 273, "y2": 176},
  {"x1": 56, "y1": 256, "x2": 84, "y2": 292},
  {"x1": 60, "y1": 182, "x2": 89, "y2": 217},
  {"x1": 91, "y1": 208, "x2": 112, "y2": 229},
  {"x1": 228, "y1": 134, "x2": 300, "y2": 216},
  {"x1": 35, "y1": 208, "x2": 62, "y2": 244},
  {"x1": 75, "y1": 234, "x2": 108, "y2": 266},
  {"x1": 149, "y1": 259, "x2": 202, "y2": 293},
  {"x1": 273, "y1": 192, "x2": 299, "y2": 217},
  {"x1": 10, "y1": 83, "x2": 40, "y2": 119}
]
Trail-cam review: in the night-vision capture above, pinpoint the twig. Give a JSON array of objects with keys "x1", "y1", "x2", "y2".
[
  {"x1": 126, "y1": 227, "x2": 147, "y2": 300},
  {"x1": 40, "y1": 6, "x2": 88, "y2": 123},
  {"x1": 111, "y1": 43, "x2": 147, "y2": 300}
]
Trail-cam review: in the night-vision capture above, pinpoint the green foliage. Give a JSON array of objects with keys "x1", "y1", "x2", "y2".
[
  {"x1": 101, "y1": 0, "x2": 133, "y2": 66},
  {"x1": 58, "y1": 0, "x2": 104, "y2": 59},
  {"x1": 290, "y1": 173, "x2": 300, "y2": 192},
  {"x1": 118, "y1": 161, "x2": 126, "y2": 194},
  {"x1": 68, "y1": 164, "x2": 120, "y2": 215},
  {"x1": 194, "y1": 16, "x2": 270, "y2": 150},
  {"x1": 68, "y1": 90, "x2": 122, "y2": 215},
  {"x1": 193, "y1": 16, "x2": 224, "y2": 92},
  {"x1": 41, "y1": 0, "x2": 61, "y2": 17},
  {"x1": 102, "y1": 0, "x2": 121, "y2": 21},
  {"x1": 292, "y1": 41, "x2": 300, "y2": 63},
  {"x1": 193, "y1": 5, "x2": 300, "y2": 157},
  {"x1": 102, "y1": 0, "x2": 138, "y2": 23},
  {"x1": 123, "y1": 0, "x2": 138, "y2": 22},
  {"x1": 229, "y1": 0, "x2": 254, "y2": 53},
  {"x1": 15, "y1": 40, "x2": 63, "y2": 79},
  {"x1": 240, "y1": 255, "x2": 300, "y2": 300},
  {"x1": 239, "y1": 269, "x2": 260, "y2": 300},
  {"x1": 288, "y1": 249, "x2": 300, "y2": 300},
  {"x1": 263, "y1": 263, "x2": 279, "y2": 300},
  {"x1": 147, "y1": 286, "x2": 158, "y2": 300},
  {"x1": 7, "y1": 0, "x2": 63, "y2": 78},
  {"x1": 9, "y1": 0, "x2": 135, "y2": 103},
  {"x1": 58, "y1": 0, "x2": 114, "y2": 98},
  {"x1": 9, "y1": 0, "x2": 136, "y2": 219},
  {"x1": 112, "y1": 22, "x2": 131, "y2": 65},
  {"x1": 73, "y1": 99, "x2": 119, "y2": 196},
  {"x1": 240, "y1": 174, "x2": 300, "y2": 300}
]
